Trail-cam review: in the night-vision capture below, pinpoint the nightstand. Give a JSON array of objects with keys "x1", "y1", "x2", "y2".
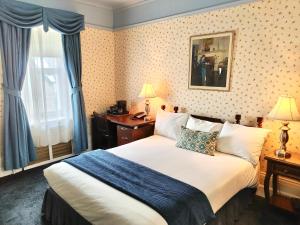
[{"x1": 264, "y1": 151, "x2": 300, "y2": 214}]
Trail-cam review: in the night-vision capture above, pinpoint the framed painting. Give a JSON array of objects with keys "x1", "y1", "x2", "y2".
[{"x1": 188, "y1": 31, "x2": 234, "y2": 91}]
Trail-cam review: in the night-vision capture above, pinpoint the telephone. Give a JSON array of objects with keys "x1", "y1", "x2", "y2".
[{"x1": 131, "y1": 112, "x2": 146, "y2": 120}]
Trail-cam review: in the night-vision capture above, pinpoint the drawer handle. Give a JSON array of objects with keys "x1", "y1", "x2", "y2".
[
  {"x1": 121, "y1": 137, "x2": 129, "y2": 140},
  {"x1": 120, "y1": 127, "x2": 128, "y2": 131}
]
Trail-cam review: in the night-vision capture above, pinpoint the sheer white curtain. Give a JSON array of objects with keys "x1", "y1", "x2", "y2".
[{"x1": 22, "y1": 26, "x2": 73, "y2": 147}]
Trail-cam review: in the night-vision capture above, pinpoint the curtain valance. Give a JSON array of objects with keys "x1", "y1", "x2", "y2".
[{"x1": 0, "y1": 0, "x2": 84, "y2": 34}]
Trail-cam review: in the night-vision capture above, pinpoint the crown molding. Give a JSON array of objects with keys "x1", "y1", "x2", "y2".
[
  {"x1": 113, "y1": 0, "x2": 256, "y2": 30},
  {"x1": 114, "y1": 0, "x2": 155, "y2": 11},
  {"x1": 75, "y1": 0, "x2": 152, "y2": 11},
  {"x1": 17, "y1": 0, "x2": 256, "y2": 29},
  {"x1": 86, "y1": 23, "x2": 113, "y2": 31},
  {"x1": 74, "y1": 0, "x2": 113, "y2": 10}
]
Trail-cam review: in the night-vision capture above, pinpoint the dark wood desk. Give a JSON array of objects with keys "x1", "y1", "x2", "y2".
[
  {"x1": 101, "y1": 114, "x2": 155, "y2": 146},
  {"x1": 264, "y1": 151, "x2": 300, "y2": 215},
  {"x1": 105, "y1": 114, "x2": 155, "y2": 129}
]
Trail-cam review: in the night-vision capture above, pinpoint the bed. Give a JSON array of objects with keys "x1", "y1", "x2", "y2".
[{"x1": 42, "y1": 111, "x2": 265, "y2": 225}]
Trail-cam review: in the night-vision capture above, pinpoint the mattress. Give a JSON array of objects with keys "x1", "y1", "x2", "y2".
[{"x1": 44, "y1": 135, "x2": 259, "y2": 225}]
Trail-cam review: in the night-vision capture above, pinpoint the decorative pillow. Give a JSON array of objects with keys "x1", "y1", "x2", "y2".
[
  {"x1": 154, "y1": 110, "x2": 189, "y2": 140},
  {"x1": 176, "y1": 126, "x2": 219, "y2": 156},
  {"x1": 186, "y1": 116, "x2": 223, "y2": 132},
  {"x1": 217, "y1": 121, "x2": 270, "y2": 165}
]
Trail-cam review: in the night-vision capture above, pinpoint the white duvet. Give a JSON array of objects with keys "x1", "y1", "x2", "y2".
[{"x1": 44, "y1": 135, "x2": 259, "y2": 225}]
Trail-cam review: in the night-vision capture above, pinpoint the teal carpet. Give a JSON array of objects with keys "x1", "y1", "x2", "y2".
[{"x1": 0, "y1": 165, "x2": 299, "y2": 225}]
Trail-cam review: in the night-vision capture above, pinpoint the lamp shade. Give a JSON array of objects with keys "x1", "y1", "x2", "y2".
[
  {"x1": 267, "y1": 96, "x2": 300, "y2": 121},
  {"x1": 138, "y1": 83, "x2": 156, "y2": 98}
]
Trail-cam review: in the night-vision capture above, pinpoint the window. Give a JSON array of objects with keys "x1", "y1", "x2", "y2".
[{"x1": 22, "y1": 26, "x2": 73, "y2": 149}]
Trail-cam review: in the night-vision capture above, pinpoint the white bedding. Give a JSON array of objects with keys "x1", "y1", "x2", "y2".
[{"x1": 44, "y1": 135, "x2": 259, "y2": 225}]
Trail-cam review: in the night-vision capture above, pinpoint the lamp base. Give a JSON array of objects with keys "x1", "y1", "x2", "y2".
[
  {"x1": 144, "y1": 99, "x2": 151, "y2": 121},
  {"x1": 274, "y1": 149, "x2": 291, "y2": 159}
]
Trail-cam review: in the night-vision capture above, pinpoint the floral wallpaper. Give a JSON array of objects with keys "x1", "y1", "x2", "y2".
[
  {"x1": 81, "y1": 27, "x2": 116, "y2": 116},
  {"x1": 81, "y1": 26, "x2": 116, "y2": 149},
  {"x1": 114, "y1": 0, "x2": 300, "y2": 176}
]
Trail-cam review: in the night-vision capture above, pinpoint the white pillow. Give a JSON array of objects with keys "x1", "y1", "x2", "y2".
[
  {"x1": 186, "y1": 116, "x2": 223, "y2": 132},
  {"x1": 217, "y1": 121, "x2": 270, "y2": 165},
  {"x1": 154, "y1": 110, "x2": 189, "y2": 140}
]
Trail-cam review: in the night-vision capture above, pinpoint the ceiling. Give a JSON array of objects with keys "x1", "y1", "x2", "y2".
[{"x1": 76, "y1": 0, "x2": 150, "y2": 9}]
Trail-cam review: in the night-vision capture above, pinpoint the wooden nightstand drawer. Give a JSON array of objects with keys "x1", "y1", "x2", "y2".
[{"x1": 273, "y1": 163, "x2": 300, "y2": 180}]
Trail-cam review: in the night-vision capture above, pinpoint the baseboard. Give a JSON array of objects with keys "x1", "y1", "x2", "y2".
[
  {"x1": 257, "y1": 172, "x2": 300, "y2": 198},
  {"x1": 0, "y1": 154, "x2": 74, "y2": 178}
]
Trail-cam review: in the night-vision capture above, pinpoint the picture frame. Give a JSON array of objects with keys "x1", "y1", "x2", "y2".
[{"x1": 188, "y1": 31, "x2": 234, "y2": 91}]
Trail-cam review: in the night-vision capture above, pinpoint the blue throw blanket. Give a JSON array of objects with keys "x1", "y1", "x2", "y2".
[{"x1": 64, "y1": 150, "x2": 215, "y2": 225}]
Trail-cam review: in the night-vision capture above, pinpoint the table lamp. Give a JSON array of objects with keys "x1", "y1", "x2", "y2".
[
  {"x1": 138, "y1": 83, "x2": 156, "y2": 121},
  {"x1": 267, "y1": 96, "x2": 300, "y2": 158}
]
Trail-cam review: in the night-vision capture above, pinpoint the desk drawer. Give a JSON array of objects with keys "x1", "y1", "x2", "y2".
[
  {"x1": 274, "y1": 163, "x2": 300, "y2": 180},
  {"x1": 117, "y1": 126, "x2": 133, "y2": 145},
  {"x1": 117, "y1": 124, "x2": 154, "y2": 146}
]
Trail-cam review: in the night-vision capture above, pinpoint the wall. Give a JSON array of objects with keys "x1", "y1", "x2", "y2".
[
  {"x1": 0, "y1": 26, "x2": 116, "y2": 176},
  {"x1": 114, "y1": 0, "x2": 300, "y2": 195},
  {"x1": 82, "y1": 27, "x2": 116, "y2": 149},
  {"x1": 81, "y1": 27, "x2": 116, "y2": 116}
]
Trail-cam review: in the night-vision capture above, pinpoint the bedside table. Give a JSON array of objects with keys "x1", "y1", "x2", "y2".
[{"x1": 264, "y1": 151, "x2": 300, "y2": 214}]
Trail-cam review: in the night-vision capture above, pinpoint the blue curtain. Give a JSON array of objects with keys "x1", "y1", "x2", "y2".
[
  {"x1": 62, "y1": 34, "x2": 88, "y2": 154},
  {"x1": 43, "y1": 8, "x2": 84, "y2": 34},
  {"x1": 0, "y1": 0, "x2": 84, "y2": 34},
  {"x1": 0, "y1": 0, "x2": 86, "y2": 169},
  {"x1": 0, "y1": 22, "x2": 36, "y2": 170}
]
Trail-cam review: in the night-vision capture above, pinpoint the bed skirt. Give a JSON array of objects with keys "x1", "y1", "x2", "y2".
[
  {"x1": 42, "y1": 187, "x2": 256, "y2": 225},
  {"x1": 42, "y1": 188, "x2": 90, "y2": 225},
  {"x1": 209, "y1": 188, "x2": 256, "y2": 225}
]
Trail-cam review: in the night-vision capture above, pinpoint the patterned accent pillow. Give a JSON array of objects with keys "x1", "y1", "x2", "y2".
[{"x1": 176, "y1": 126, "x2": 219, "y2": 156}]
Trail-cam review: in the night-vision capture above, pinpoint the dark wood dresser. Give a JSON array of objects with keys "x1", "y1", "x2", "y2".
[
  {"x1": 117, "y1": 124, "x2": 154, "y2": 146},
  {"x1": 92, "y1": 114, "x2": 155, "y2": 148},
  {"x1": 264, "y1": 151, "x2": 300, "y2": 215},
  {"x1": 106, "y1": 114, "x2": 155, "y2": 146}
]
